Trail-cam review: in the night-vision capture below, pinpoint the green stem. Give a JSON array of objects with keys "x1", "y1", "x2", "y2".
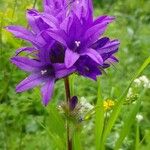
[
  {"x1": 33, "y1": 0, "x2": 37, "y2": 8},
  {"x1": 11, "y1": 0, "x2": 18, "y2": 22},
  {"x1": 135, "y1": 123, "x2": 139, "y2": 150}
]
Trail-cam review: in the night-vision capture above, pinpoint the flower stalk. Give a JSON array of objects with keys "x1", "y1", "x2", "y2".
[{"x1": 64, "y1": 77, "x2": 72, "y2": 150}]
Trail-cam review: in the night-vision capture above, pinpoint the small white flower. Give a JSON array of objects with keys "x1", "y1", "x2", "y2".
[
  {"x1": 80, "y1": 97, "x2": 94, "y2": 110},
  {"x1": 76, "y1": 97, "x2": 94, "y2": 119},
  {"x1": 136, "y1": 114, "x2": 143, "y2": 123}
]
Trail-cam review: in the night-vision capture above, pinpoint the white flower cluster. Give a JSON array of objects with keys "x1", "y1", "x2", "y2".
[
  {"x1": 79, "y1": 97, "x2": 94, "y2": 113},
  {"x1": 77, "y1": 97, "x2": 94, "y2": 121},
  {"x1": 134, "y1": 75, "x2": 150, "y2": 88},
  {"x1": 79, "y1": 97, "x2": 94, "y2": 131}
]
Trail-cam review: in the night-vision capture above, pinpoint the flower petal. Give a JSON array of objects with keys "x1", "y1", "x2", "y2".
[
  {"x1": 26, "y1": 9, "x2": 49, "y2": 33},
  {"x1": 65, "y1": 48, "x2": 80, "y2": 68},
  {"x1": 98, "y1": 40, "x2": 120, "y2": 54},
  {"x1": 46, "y1": 30, "x2": 67, "y2": 46},
  {"x1": 107, "y1": 56, "x2": 119, "y2": 63},
  {"x1": 41, "y1": 79, "x2": 55, "y2": 106},
  {"x1": 60, "y1": 15, "x2": 73, "y2": 34},
  {"x1": 82, "y1": 48, "x2": 103, "y2": 65},
  {"x1": 68, "y1": 13, "x2": 83, "y2": 39},
  {"x1": 71, "y1": 0, "x2": 93, "y2": 23},
  {"x1": 35, "y1": 30, "x2": 54, "y2": 48},
  {"x1": 43, "y1": 0, "x2": 66, "y2": 14},
  {"x1": 5, "y1": 26, "x2": 35, "y2": 44},
  {"x1": 94, "y1": 16, "x2": 115, "y2": 25},
  {"x1": 55, "y1": 65, "x2": 76, "y2": 79},
  {"x1": 40, "y1": 13, "x2": 59, "y2": 29},
  {"x1": 75, "y1": 56, "x2": 101, "y2": 81},
  {"x1": 84, "y1": 23, "x2": 107, "y2": 46},
  {"x1": 15, "y1": 47, "x2": 36, "y2": 56},
  {"x1": 92, "y1": 37, "x2": 109, "y2": 49},
  {"x1": 11, "y1": 56, "x2": 42, "y2": 72},
  {"x1": 53, "y1": 63, "x2": 66, "y2": 70},
  {"x1": 16, "y1": 74, "x2": 43, "y2": 92}
]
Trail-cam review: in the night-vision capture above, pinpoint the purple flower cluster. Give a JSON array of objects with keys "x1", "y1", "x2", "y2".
[{"x1": 6, "y1": 0, "x2": 120, "y2": 105}]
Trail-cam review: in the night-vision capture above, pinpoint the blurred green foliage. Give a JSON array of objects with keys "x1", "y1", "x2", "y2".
[{"x1": 0, "y1": 0, "x2": 150, "y2": 149}]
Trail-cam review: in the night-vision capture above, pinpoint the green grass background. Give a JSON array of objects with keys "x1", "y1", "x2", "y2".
[{"x1": 0, "y1": 0, "x2": 150, "y2": 149}]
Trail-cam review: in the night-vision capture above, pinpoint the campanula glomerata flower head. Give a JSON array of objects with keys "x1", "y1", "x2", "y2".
[{"x1": 6, "y1": 0, "x2": 120, "y2": 105}]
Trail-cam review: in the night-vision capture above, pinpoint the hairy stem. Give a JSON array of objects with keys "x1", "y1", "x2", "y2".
[{"x1": 64, "y1": 77, "x2": 72, "y2": 150}]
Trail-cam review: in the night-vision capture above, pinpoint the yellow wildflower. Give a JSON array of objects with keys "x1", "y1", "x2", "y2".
[{"x1": 103, "y1": 99, "x2": 115, "y2": 111}]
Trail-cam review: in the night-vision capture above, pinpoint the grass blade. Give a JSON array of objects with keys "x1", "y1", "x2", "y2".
[
  {"x1": 135, "y1": 123, "x2": 140, "y2": 150},
  {"x1": 114, "y1": 89, "x2": 147, "y2": 150},
  {"x1": 102, "y1": 56, "x2": 150, "y2": 144},
  {"x1": 95, "y1": 77, "x2": 105, "y2": 150},
  {"x1": 73, "y1": 128, "x2": 82, "y2": 150}
]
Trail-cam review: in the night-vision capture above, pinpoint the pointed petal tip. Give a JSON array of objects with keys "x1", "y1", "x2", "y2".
[
  {"x1": 10, "y1": 57, "x2": 14, "y2": 61},
  {"x1": 4, "y1": 26, "x2": 8, "y2": 30},
  {"x1": 4, "y1": 26, "x2": 14, "y2": 30},
  {"x1": 111, "y1": 16, "x2": 116, "y2": 20},
  {"x1": 113, "y1": 39, "x2": 120, "y2": 44},
  {"x1": 26, "y1": 8, "x2": 37, "y2": 14},
  {"x1": 16, "y1": 86, "x2": 22, "y2": 93},
  {"x1": 93, "y1": 76, "x2": 97, "y2": 81},
  {"x1": 10, "y1": 57, "x2": 16, "y2": 64},
  {"x1": 16, "y1": 82, "x2": 25, "y2": 93},
  {"x1": 10, "y1": 56, "x2": 19, "y2": 64},
  {"x1": 42, "y1": 95, "x2": 51, "y2": 106},
  {"x1": 107, "y1": 16, "x2": 116, "y2": 22},
  {"x1": 87, "y1": 75, "x2": 97, "y2": 81},
  {"x1": 42, "y1": 100, "x2": 49, "y2": 106},
  {"x1": 4, "y1": 26, "x2": 12, "y2": 31},
  {"x1": 41, "y1": 79, "x2": 55, "y2": 106},
  {"x1": 65, "y1": 49, "x2": 79, "y2": 68}
]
